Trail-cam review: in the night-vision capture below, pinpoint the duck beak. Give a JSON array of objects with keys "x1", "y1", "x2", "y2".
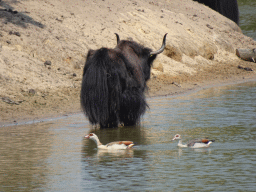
[
  {"x1": 172, "y1": 137, "x2": 176, "y2": 141},
  {"x1": 84, "y1": 135, "x2": 89, "y2": 139}
]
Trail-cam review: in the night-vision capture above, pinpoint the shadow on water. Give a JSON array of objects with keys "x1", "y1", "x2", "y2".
[{"x1": 0, "y1": 1, "x2": 44, "y2": 28}]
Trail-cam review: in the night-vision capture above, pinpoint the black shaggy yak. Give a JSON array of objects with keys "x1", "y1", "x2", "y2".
[
  {"x1": 194, "y1": 0, "x2": 239, "y2": 25},
  {"x1": 81, "y1": 33, "x2": 167, "y2": 128}
]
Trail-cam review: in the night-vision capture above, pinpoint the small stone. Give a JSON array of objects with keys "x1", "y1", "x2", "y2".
[
  {"x1": 14, "y1": 32, "x2": 21, "y2": 37},
  {"x1": 72, "y1": 73, "x2": 77, "y2": 77},
  {"x1": 7, "y1": 9, "x2": 13, "y2": 13},
  {"x1": 171, "y1": 82, "x2": 181, "y2": 87},
  {"x1": 244, "y1": 67, "x2": 253, "y2": 71},
  {"x1": 1, "y1": 97, "x2": 20, "y2": 105},
  {"x1": 28, "y1": 89, "x2": 36, "y2": 95},
  {"x1": 206, "y1": 24, "x2": 213, "y2": 29},
  {"x1": 44, "y1": 60, "x2": 52, "y2": 66}
]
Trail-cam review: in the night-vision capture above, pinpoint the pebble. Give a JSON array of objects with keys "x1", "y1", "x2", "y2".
[
  {"x1": 4, "y1": 9, "x2": 18, "y2": 14},
  {"x1": 206, "y1": 24, "x2": 213, "y2": 29},
  {"x1": 44, "y1": 60, "x2": 52, "y2": 66},
  {"x1": 28, "y1": 89, "x2": 36, "y2": 95},
  {"x1": 1, "y1": 97, "x2": 21, "y2": 105},
  {"x1": 238, "y1": 65, "x2": 253, "y2": 71},
  {"x1": 9, "y1": 31, "x2": 21, "y2": 37}
]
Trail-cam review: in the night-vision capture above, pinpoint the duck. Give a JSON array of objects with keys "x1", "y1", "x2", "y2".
[
  {"x1": 172, "y1": 134, "x2": 215, "y2": 148},
  {"x1": 85, "y1": 133, "x2": 135, "y2": 150}
]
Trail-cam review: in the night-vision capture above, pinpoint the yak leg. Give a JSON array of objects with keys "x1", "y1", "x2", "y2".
[
  {"x1": 100, "y1": 110, "x2": 119, "y2": 128},
  {"x1": 120, "y1": 89, "x2": 147, "y2": 126}
]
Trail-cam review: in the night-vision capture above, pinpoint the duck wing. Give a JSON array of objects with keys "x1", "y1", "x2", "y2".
[
  {"x1": 187, "y1": 138, "x2": 215, "y2": 147},
  {"x1": 187, "y1": 139, "x2": 197, "y2": 147},
  {"x1": 106, "y1": 141, "x2": 134, "y2": 147},
  {"x1": 201, "y1": 138, "x2": 215, "y2": 144}
]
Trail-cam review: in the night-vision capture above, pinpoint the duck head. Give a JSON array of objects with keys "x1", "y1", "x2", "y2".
[
  {"x1": 172, "y1": 134, "x2": 181, "y2": 141},
  {"x1": 85, "y1": 133, "x2": 101, "y2": 145},
  {"x1": 85, "y1": 133, "x2": 96, "y2": 139}
]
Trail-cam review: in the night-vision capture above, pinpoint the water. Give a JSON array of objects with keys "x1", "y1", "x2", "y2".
[
  {"x1": 238, "y1": 0, "x2": 256, "y2": 40},
  {"x1": 1, "y1": 82, "x2": 256, "y2": 191}
]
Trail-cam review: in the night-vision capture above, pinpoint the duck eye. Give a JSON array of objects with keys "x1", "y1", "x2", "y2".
[
  {"x1": 89, "y1": 133, "x2": 93, "y2": 136},
  {"x1": 176, "y1": 135, "x2": 179, "y2": 137}
]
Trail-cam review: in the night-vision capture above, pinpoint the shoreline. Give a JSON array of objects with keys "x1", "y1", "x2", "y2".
[
  {"x1": 1, "y1": 0, "x2": 256, "y2": 128},
  {"x1": 1, "y1": 72, "x2": 255, "y2": 128}
]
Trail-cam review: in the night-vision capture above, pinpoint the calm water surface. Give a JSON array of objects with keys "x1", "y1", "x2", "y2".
[
  {"x1": 0, "y1": 2, "x2": 255, "y2": 192},
  {"x1": 238, "y1": 0, "x2": 256, "y2": 40},
  {"x1": 1, "y1": 82, "x2": 256, "y2": 191}
]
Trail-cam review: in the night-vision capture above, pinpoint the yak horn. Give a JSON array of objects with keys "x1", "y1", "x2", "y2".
[
  {"x1": 150, "y1": 33, "x2": 168, "y2": 55},
  {"x1": 115, "y1": 33, "x2": 120, "y2": 44}
]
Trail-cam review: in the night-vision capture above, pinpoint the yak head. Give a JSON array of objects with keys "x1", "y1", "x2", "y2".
[{"x1": 114, "y1": 33, "x2": 167, "y2": 84}]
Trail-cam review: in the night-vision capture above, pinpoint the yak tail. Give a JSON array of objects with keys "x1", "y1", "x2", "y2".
[{"x1": 81, "y1": 48, "x2": 121, "y2": 128}]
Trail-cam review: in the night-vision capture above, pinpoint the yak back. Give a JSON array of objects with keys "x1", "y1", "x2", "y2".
[
  {"x1": 115, "y1": 40, "x2": 157, "y2": 88},
  {"x1": 81, "y1": 47, "x2": 146, "y2": 127}
]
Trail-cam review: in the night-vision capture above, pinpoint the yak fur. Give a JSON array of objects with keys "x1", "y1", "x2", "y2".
[
  {"x1": 194, "y1": 0, "x2": 239, "y2": 25},
  {"x1": 81, "y1": 35, "x2": 165, "y2": 128}
]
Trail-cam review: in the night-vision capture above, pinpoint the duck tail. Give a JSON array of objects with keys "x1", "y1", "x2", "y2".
[{"x1": 127, "y1": 144, "x2": 134, "y2": 149}]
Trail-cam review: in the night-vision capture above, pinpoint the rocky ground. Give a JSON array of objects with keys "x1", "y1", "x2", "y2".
[{"x1": 0, "y1": 0, "x2": 255, "y2": 126}]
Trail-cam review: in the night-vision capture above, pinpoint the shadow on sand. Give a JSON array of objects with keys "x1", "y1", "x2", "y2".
[{"x1": 0, "y1": 0, "x2": 44, "y2": 28}]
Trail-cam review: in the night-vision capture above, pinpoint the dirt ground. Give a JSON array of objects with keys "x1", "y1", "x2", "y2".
[{"x1": 0, "y1": 0, "x2": 256, "y2": 126}]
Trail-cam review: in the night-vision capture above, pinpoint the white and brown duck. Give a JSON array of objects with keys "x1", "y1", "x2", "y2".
[
  {"x1": 172, "y1": 134, "x2": 215, "y2": 148},
  {"x1": 85, "y1": 133, "x2": 135, "y2": 150}
]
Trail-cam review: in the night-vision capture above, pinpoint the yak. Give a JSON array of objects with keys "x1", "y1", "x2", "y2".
[
  {"x1": 81, "y1": 33, "x2": 167, "y2": 128},
  {"x1": 194, "y1": 0, "x2": 239, "y2": 25}
]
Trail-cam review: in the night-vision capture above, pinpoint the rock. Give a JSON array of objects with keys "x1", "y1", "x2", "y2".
[
  {"x1": 171, "y1": 82, "x2": 181, "y2": 87},
  {"x1": 1, "y1": 97, "x2": 21, "y2": 105},
  {"x1": 14, "y1": 32, "x2": 21, "y2": 37},
  {"x1": 238, "y1": 65, "x2": 253, "y2": 71},
  {"x1": 28, "y1": 89, "x2": 36, "y2": 95},
  {"x1": 9, "y1": 31, "x2": 21, "y2": 37},
  {"x1": 6, "y1": 9, "x2": 18, "y2": 14},
  {"x1": 206, "y1": 24, "x2": 213, "y2": 29},
  {"x1": 44, "y1": 60, "x2": 52, "y2": 66}
]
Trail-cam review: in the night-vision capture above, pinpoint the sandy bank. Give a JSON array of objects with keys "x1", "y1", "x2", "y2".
[{"x1": 0, "y1": 0, "x2": 256, "y2": 125}]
